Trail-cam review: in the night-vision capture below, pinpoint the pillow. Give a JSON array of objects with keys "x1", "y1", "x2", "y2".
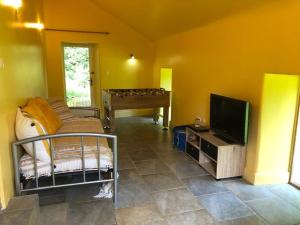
[
  {"x1": 47, "y1": 97, "x2": 75, "y2": 122},
  {"x1": 15, "y1": 108, "x2": 51, "y2": 162},
  {"x1": 22, "y1": 97, "x2": 62, "y2": 134}
]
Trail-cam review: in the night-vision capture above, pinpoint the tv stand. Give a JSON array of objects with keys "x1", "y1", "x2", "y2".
[
  {"x1": 186, "y1": 128, "x2": 246, "y2": 179},
  {"x1": 213, "y1": 134, "x2": 234, "y2": 144}
]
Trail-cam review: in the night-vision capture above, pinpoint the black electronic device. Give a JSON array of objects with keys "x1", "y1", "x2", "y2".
[
  {"x1": 210, "y1": 94, "x2": 250, "y2": 145},
  {"x1": 188, "y1": 124, "x2": 209, "y2": 133}
]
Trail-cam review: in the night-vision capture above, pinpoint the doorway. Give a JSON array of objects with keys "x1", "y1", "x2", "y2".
[
  {"x1": 160, "y1": 68, "x2": 172, "y2": 123},
  {"x1": 291, "y1": 105, "x2": 300, "y2": 188},
  {"x1": 63, "y1": 44, "x2": 95, "y2": 107}
]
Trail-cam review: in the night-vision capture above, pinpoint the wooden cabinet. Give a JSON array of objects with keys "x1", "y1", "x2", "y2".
[{"x1": 186, "y1": 127, "x2": 246, "y2": 179}]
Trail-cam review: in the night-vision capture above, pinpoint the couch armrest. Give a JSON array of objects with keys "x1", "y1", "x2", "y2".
[{"x1": 70, "y1": 107, "x2": 100, "y2": 119}]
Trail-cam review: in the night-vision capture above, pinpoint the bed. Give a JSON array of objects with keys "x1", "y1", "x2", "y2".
[{"x1": 12, "y1": 102, "x2": 118, "y2": 205}]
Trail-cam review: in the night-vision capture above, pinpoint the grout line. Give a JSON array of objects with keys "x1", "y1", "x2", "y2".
[
  {"x1": 160, "y1": 208, "x2": 206, "y2": 217},
  {"x1": 221, "y1": 177, "x2": 244, "y2": 183},
  {"x1": 242, "y1": 196, "x2": 276, "y2": 203},
  {"x1": 193, "y1": 190, "x2": 232, "y2": 198},
  {"x1": 179, "y1": 173, "x2": 211, "y2": 180},
  {"x1": 149, "y1": 185, "x2": 186, "y2": 194}
]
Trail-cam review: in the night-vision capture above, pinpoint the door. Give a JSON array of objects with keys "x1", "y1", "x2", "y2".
[
  {"x1": 160, "y1": 68, "x2": 172, "y2": 122},
  {"x1": 63, "y1": 44, "x2": 95, "y2": 107},
  {"x1": 291, "y1": 106, "x2": 300, "y2": 188}
]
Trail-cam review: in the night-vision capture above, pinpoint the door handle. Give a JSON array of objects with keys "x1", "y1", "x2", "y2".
[
  {"x1": 89, "y1": 78, "x2": 93, "y2": 86},
  {"x1": 90, "y1": 71, "x2": 94, "y2": 86}
]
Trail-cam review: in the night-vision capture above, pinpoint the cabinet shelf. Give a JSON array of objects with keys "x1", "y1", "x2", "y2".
[
  {"x1": 200, "y1": 161, "x2": 216, "y2": 177},
  {"x1": 201, "y1": 151, "x2": 217, "y2": 163},
  {"x1": 186, "y1": 140, "x2": 200, "y2": 150}
]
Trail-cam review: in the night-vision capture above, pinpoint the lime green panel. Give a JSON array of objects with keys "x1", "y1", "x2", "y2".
[
  {"x1": 256, "y1": 73, "x2": 299, "y2": 184},
  {"x1": 160, "y1": 68, "x2": 172, "y2": 91}
]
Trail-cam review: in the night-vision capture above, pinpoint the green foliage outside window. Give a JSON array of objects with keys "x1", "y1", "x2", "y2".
[{"x1": 64, "y1": 46, "x2": 91, "y2": 106}]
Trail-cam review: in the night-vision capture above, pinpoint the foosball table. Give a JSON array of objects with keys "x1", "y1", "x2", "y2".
[{"x1": 102, "y1": 89, "x2": 170, "y2": 130}]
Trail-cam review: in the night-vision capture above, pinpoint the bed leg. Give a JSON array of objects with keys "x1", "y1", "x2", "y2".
[
  {"x1": 13, "y1": 144, "x2": 21, "y2": 196},
  {"x1": 113, "y1": 136, "x2": 118, "y2": 208}
]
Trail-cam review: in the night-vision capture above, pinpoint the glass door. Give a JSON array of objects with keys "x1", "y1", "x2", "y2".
[{"x1": 63, "y1": 44, "x2": 94, "y2": 107}]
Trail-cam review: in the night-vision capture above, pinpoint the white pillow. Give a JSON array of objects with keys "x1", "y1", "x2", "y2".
[{"x1": 15, "y1": 108, "x2": 51, "y2": 162}]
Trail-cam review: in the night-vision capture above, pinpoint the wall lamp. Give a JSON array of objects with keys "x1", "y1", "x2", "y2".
[
  {"x1": 130, "y1": 53, "x2": 135, "y2": 59},
  {"x1": 24, "y1": 22, "x2": 44, "y2": 30},
  {"x1": 1, "y1": 0, "x2": 22, "y2": 9},
  {"x1": 128, "y1": 53, "x2": 137, "y2": 65}
]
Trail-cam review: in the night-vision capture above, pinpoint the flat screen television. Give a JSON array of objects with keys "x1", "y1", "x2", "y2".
[{"x1": 210, "y1": 94, "x2": 250, "y2": 145}]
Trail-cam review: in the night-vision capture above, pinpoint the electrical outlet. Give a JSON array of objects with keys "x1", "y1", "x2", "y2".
[{"x1": 197, "y1": 116, "x2": 202, "y2": 122}]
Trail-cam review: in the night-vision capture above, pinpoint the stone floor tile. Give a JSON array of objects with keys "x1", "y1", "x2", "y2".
[
  {"x1": 40, "y1": 203, "x2": 68, "y2": 225},
  {"x1": 6, "y1": 194, "x2": 38, "y2": 211},
  {"x1": 165, "y1": 210, "x2": 217, "y2": 225},
  {"x1": 267, "y1": 184, "x2": 300, "y2": 210},
  {"x1": 118, "y1": 155, "x2": 135, "y2": 170},
  {"x1": 117, "y1": 169, "x2": 154, "y2": 208},
  {"x1": 129, "y1": 150, "x2": 157, "y2": 161},
  {"x1": 245, "y1": 196, "x2": 300, "y2": 225},
  {"x1": 134, "y1": 159, "x2": 171, "y2": 175},
  {"x1": 218, "y1": 215, "x2": 269, "y2": 225},
  {"x1": 115, "y1": 204, "x2": 167, "y2": 225},
  {"x1": 198, "y1": 192, "x2": 254, "y2": 221},
  {"x1": 182, "y1": 175, "x2": 228, "y2": 196},
  {"x1": 39, "y1": 194, "x2": 66, "y2": 206},
  {"x1": 67, "y1": 199, "x2": 116, "y2": 225},
  {"x1": 142, "y1": 173, "x2": 184, "y2": 192},
  {"x1": 168, "y1": 158, "x2": 208, "y2": 179},
  {"x1": 150, "y1": 144, "x2": 174, "y2": 152},
  {"x1": 156, "y1": 151, "x2": 188, "y2": 164},
  {"x1": 153, "y1": 188, "x2": 202, "y2": 216},
  {"x1": 223, "y1": 179, "x2": 275, "y2": 201},
  {"x1": 0, "y1": 210, "x2": 33, "y2": 225},
  {"x1": 65, "y1": 183, "x2": 101, "y2": 203}
]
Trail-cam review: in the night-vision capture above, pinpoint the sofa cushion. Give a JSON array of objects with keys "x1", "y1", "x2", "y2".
[
  {"x1": 57, "y1": 118, "x2": 103, "y2": 133},
  {"x1": 47, "y1": 97, "x2": 75, "y2": 122},
  {"x1": 15, "y1": 108, "x2": 51, "y2": 162},
  {"x1": 55, "y1": 118, "x2": 108, "y2": 148},
  {"x1": 22, "y1": 97, "x2": 62, "y2": 134}
]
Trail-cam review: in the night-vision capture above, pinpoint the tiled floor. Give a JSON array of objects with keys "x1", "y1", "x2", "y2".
[{"x1": 39, "y1": 117, "x2": 300, "y2": 225}]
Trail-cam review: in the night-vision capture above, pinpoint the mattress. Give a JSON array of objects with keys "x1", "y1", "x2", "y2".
[{"x1": 19, "y1": 118, "x2": 114, "y2": 179}]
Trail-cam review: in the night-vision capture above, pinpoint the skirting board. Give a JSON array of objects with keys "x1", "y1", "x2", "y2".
[
  {"x1": 115, "y1": 109, "x2": 154, "y2": 118},
  {"x1": 254, "y1": 171, "x2": 290, "y2": 185}
]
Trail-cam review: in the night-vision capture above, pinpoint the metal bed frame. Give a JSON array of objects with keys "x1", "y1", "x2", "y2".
[{"x1": 12, "y1": 132, "x2": 118, "y2": 205}]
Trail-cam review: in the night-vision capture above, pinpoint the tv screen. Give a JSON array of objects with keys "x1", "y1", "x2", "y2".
[{"x1": 210, "y1": 94, "x2": 250, "y2": 145}]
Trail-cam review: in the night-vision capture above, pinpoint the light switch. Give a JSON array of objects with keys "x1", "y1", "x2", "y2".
[{"x1": 0, "y1": 58, "x2": 5, "y2": 69}]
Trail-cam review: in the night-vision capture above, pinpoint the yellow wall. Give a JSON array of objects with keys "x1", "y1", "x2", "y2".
[
  {"x1": 0, "y1": 0, "x2": 46, "y2": 207},
  {"x1": 255, "y1": 74, "x2": 299, "y2": 184},
  {"x1": 43, "y1": 0, "x2": 155, "y2": 113},
  {"x1": 154, "y1": 0, "x2": 300, "y2": 184}
]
